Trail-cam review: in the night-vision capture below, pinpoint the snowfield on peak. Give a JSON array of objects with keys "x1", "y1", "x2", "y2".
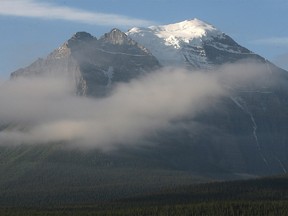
[
  {"x1": 127, "y1": 19, "x2": 223, "y2": 67},
  {"x1": 129, "y1": 19, "x2": 221, "y2": 46},
  {"x1": 127, "y1": 18, "x2": 253, "y2": 69}
]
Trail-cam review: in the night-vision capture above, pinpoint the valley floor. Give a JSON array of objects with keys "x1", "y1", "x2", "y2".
[{"x1": 1, "y1": 175, "x2": 288, "y2": 216}]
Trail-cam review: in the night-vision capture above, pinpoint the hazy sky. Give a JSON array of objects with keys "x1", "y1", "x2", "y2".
[{"x1": 0, "y1": 0, "x2": 287, "y2": 78}]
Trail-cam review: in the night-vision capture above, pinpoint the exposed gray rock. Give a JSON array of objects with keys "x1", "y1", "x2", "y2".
[{"x1": 11, "y1": 29, "x2": 160, "y2": 97}]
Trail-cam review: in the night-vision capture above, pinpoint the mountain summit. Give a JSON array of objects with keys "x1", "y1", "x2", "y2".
[
  {"x1": 11, "y1": 29, "x2": 160, "y2": 96},
  {"x1": 127, "y1": 19, "x2": 255, "y2": 68}
]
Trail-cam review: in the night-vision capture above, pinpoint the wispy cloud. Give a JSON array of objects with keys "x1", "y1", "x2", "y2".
[
  {"x1": 252, "y1": 37, "x2": 288, "y2": 46},
  {"x1": 0, "y1": 0, "x2": 155, "y2": 27},
  {"x1": 0, "y1": 68, "x2": 224, "y2": 149},
  {"x1": 0, "y1": 63, "x2": 269, "y2": 150}
]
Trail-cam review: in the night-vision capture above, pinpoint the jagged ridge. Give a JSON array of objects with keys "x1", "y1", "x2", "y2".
[{"x1": 11, "y1": 29, "x2": 160, "y2": 96}]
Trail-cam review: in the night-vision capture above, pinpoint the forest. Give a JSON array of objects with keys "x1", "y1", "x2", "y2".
[{"x1": 1, "y1": 175, "x2": 288, "y2": 215}]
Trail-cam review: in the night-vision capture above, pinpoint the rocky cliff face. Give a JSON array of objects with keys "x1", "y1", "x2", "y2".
[{"x1": 11, "y1": 29, "x2": 160, "y2": 97}]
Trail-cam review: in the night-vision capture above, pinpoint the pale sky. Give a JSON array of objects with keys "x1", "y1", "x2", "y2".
[{"x1": 0, "y1": 0, "x2": 287, "y2": 78}]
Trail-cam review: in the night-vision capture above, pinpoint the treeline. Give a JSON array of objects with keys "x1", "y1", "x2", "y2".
[
  {"x1": 1, "y1": 201, "x2": 288, "y2": 216},
  {"x1": 1, "y1": 175, "x2": 288, "y2": 215}
]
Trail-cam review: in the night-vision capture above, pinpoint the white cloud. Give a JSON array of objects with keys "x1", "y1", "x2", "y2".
[
  {"x1": 0, "y1": 0, "x2": 155, "y2": 27},
  {"x1": 0, "y1": 63, "x2": 268, "y2": 150},
  {"x1": 0, "y1": 68, "x2": 224, "y2": 149},
  {"x1": 252, "y1": 37, "x2": 288, "y2": 47}
]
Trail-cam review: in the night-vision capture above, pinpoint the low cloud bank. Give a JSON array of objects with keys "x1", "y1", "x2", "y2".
[{"x1": 0, "y1": 63, "x2": 269, "y2": 149}]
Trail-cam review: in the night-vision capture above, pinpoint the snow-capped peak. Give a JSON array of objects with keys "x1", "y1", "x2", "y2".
[
  {"x1": 127, "y1": 18, "x2": 224, "y2": 67},
  {"x1": 128, "y1": 19, "x2": 221, "y2": 48},
  {"x1": 150, "y1": 19, "x2": 219, "y2": 41}
]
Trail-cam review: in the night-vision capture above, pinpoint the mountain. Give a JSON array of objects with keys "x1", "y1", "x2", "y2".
[
  {"x1": 11, "y1": 29, "x2": 160, "y2": 96},
  {"x1": 128, "y1": 19, "x2": 288, "y2": 176},
  {"x1": 127, "y1": 19, "x2": 262, "y2": 68},
  {"x1": 1, "y1": 19, "x2": 288, "y2": 206}
]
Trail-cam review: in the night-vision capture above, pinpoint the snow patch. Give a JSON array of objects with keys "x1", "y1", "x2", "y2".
[
  {"x1": 230, "y1": 96, "x2": 269, "y2": 168},
  {"x1": 149, "y1": 19, "x2": 220, "y2": 42},
  {"x1": 275, "y1": 157, "x2": 287, "y2": 173},
  {"x1": 103, "y1": 66, "x2": 114, "y2": 87},
  {"x1": 127, "y1": 18, "x2": 222, "y2": 67}
]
